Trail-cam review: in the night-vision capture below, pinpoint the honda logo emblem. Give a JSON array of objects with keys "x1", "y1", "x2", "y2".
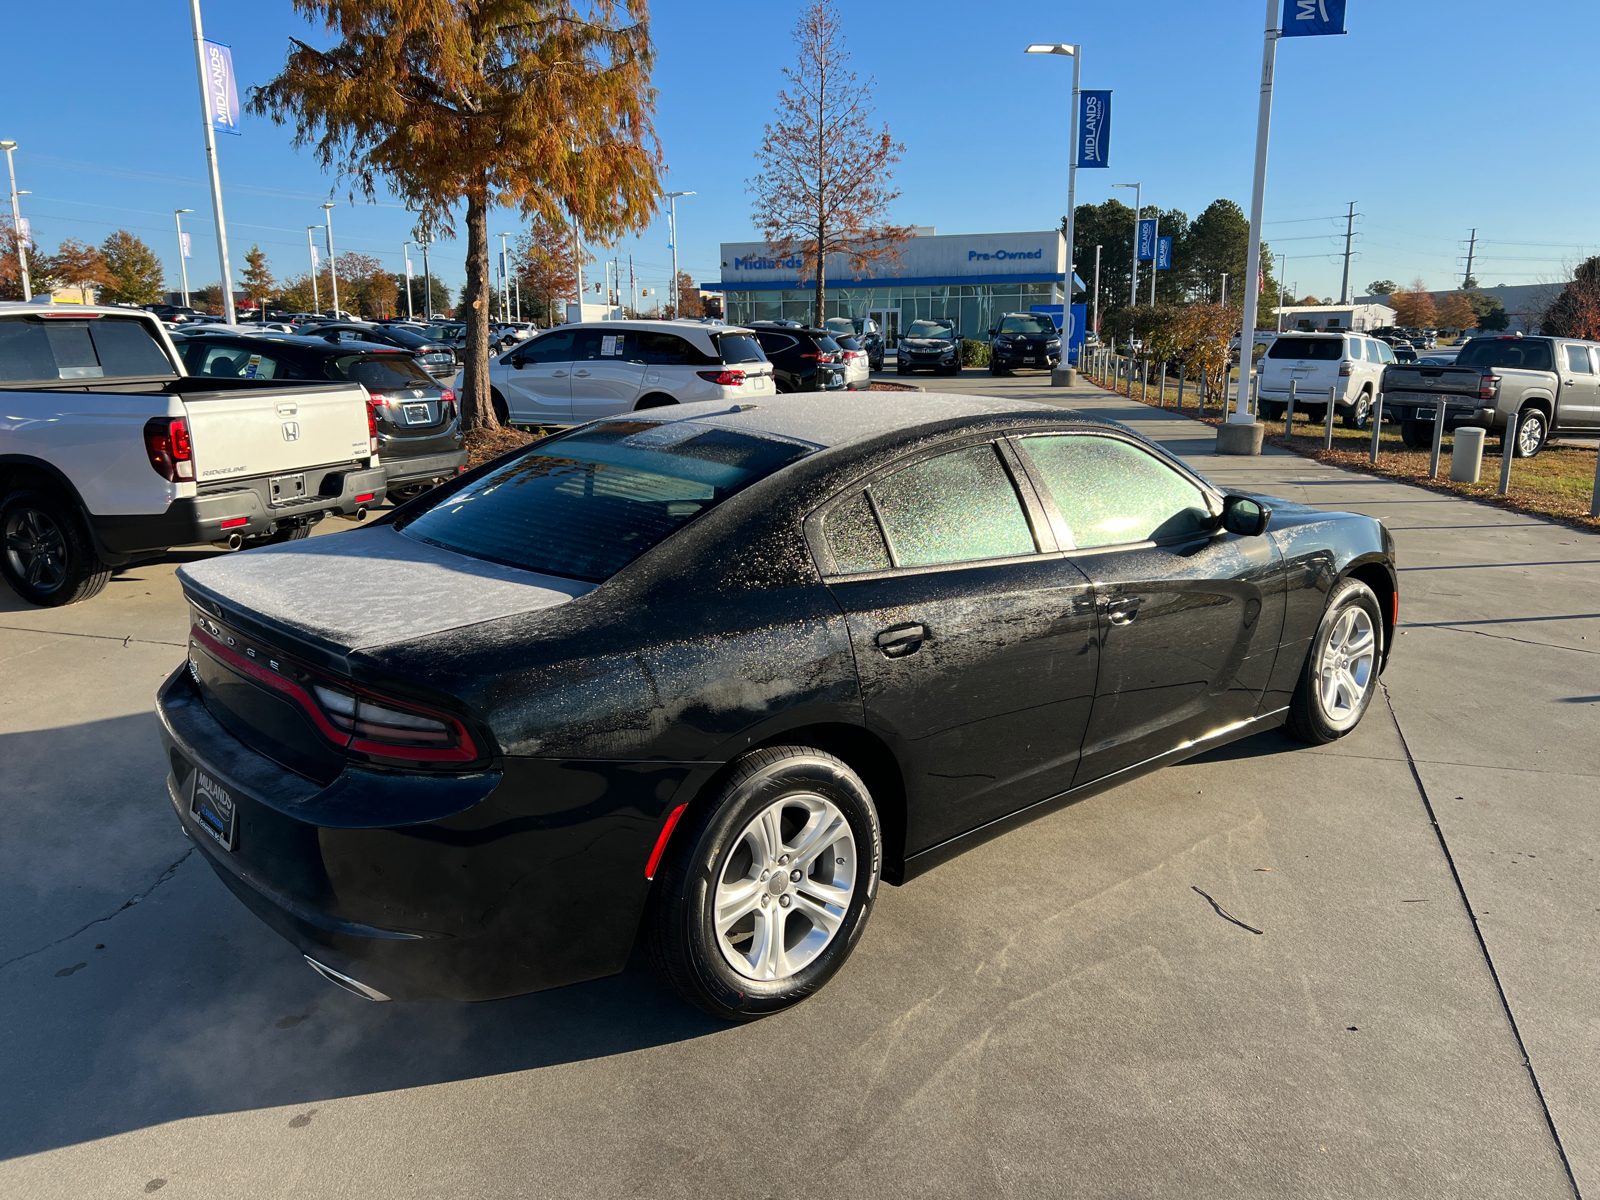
[{"x1": 281, "y1": 421, "x2": 301, "y2": 442}]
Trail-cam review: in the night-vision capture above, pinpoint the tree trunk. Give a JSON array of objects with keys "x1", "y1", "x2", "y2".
[
  {"x1": 460, "y1": 185, "x2": 498, "y2": 431},
  {"x1": 814, "y1": 229, "x2": 826, "y2": 328}
]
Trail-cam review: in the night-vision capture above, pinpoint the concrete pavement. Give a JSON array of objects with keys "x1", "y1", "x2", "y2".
[{"x1": 1, "y1": 372, "x2": 1593, "y2": 1199}]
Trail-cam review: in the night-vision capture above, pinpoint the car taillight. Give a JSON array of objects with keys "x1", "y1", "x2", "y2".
[
  {"x1": 799, "y1": 349, "x2": 822, "y2": 361},
  {"x1": 366, "y1": 402, "x2": 379, "y2": 453},
  {"x1": 143, "y1": 416, "x2": 195, "y2": 481},
  {"x1": 696, "y1": 369, "x2": 746, "y2": 386},
  {"x1": 1479, "y1": 373, "x2": 1499, "y2": 401},
  {"x1": 439, "y1": 387, "x2": 456, "y2": 405},
  {"x1": 1339, "y1": 361, "x2": 1353, "y2": 376}
]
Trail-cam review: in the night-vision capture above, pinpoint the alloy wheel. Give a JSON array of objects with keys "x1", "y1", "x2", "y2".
[
  {"x1": 1316, "y1": 606, "x2": 1375, "y2": 728},
  {"x1": 1517, "y1": 413, "x2": 1546, "y2": 457},
  {"x1": 4, "y1": 506, "x2": 67, "y2": 593},
  {"x1": 713, "y1": 793, "x2": 856, "y2": 982}
]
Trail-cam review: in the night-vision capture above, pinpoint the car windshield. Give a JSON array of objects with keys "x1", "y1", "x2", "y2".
[
  {"x1": 997, "y1": 316, "x2": 1056, "y2": 335},
  {"x1": 825, "y1": 318, "x2": 860, "y2": 336},
  {"x1": 1267, "y1": 337, "x2": 1343, "y2": 361},
  {"x1": 1453, "y1": 339, "x2": 1555, "y2": 371},
  {"x1": 397, "y1": 420, "x2": 816, "y2": 582},
  {"x1": 906, "y1": 321, "x2": 955, "y2": 338},
  {"x1": 328, "y1": 354, "x2": 438, "y2": 390}
]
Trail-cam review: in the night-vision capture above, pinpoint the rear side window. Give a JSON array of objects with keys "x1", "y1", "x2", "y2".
[
  {"x1": 330, "y1": 354, "x2": 435, "y2": 390},
  {"x1": 715, "y1": 333, "x2": 767, "y2": 365},
  {"x1": 190, "y1": 344, "x2": 284, "y2": 380},
  {"x1": 824, "y1": 492, "x2": 890, "y2": 574},
  {"x1": 398, "y1": 420, "x2": 815, "y2": 582},
  {"x1": 1021, "y1": 435, "x2": 1212, "y2": 550},
  {"x1": 0, "y1": 316, "x2": 176, "y2": 381},
  {"x1": 869, "y1": 444, "x2": 1036, "y2": 568},
  {"x1": 1566, "y1": 345, "x2": 1593, "y2": 374},
  {"x1": 1455, "y1": 339, "x2": 1555, "y2": 371},
  {"x1": 636, "y1": 332, "x2": 716, "y2": 367},
  {"x1": 1267, "y1": 338, "x2": 1342, "y2": 361},
  {"x1": 754, "y1": 332, "x2": 797, "y2": 355}
]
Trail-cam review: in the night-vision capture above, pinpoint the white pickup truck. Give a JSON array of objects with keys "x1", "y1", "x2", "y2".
[{"x1": 0, "y1": 303, "x2": 386, "y2": 606}]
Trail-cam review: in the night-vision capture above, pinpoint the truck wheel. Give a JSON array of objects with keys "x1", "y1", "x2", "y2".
[
  {"x1": 1400, "y1": 418, "x2": 1431, "y2": 449},
  {"x1": 0, "y1": 489, "x2": 113, "y2": 607},
  {"x1": 1509, "y1": 408, "x2": 1548, "y2": 458},
  {"x1": 1343, "y1": 390, "x2": 1372, "y2": 430}
]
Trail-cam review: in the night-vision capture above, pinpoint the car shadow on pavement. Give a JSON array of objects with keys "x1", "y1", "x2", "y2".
[{"x1": 0, "y1": 714, "x2": 724, "y2": 1161}]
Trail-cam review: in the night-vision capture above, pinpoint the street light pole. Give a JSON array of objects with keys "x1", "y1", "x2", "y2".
[
  {"x1": 663, "y1": 191, "x2": 695, "y2": 317},
  {"x1": 1092, "y1": 245, "x2": 1102, "y2": 338},
  {"x1": 305, "y1": 226, "x2": 320, "y2": 312},
  {"x1": 320, "y1": 203, "x2": 339, "y2": 315},
  {"x1": 1233, "y1": 0, "x2": 1281, "y2": 425},
  {"x1": 498, "y1": 232, "x2": 513, "y2": 322},
  {"x1": 402, "y1": 241, "x2": 414, "y2": 320},
  {"x1": 187, "y1": 0, "x2": 235, "y2": 323},
  {"x1": 420, "y1": 239, "x2": 433, "y2": 321},
  {"x1": 1, "y1": 142, "x2": 32, "y2": 301},
  {"x1": 174, "y1": 208, "x2": 194, "y2": 308},
  {"x1": 1025, "y1": 43, "x2": 1081, "y2": 357}
]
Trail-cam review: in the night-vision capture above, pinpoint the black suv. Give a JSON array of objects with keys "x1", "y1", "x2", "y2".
[
  {"x1": 299, "y1": 322, "x2": 459, "y2": 382},
  {"x1": 988, "y1": 312, "x2": 1063, "y2": 375},
  {"x1": 172, "y1": 332, "x2": 467, "y2": 504},
  {"x1": 896, "y1": 318, "x2": 963, "y2": 376},
  {"x1": 825, "y1": 316, "x2": 884, "y2": 371},
  {"x1": 746, "y1": 321, "x2": 848, "y2": 393}
]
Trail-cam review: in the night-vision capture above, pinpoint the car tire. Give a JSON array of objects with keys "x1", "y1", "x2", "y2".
[
  {"x1": 1285, "y1": 578, "x2": 1384, "y2": 745},
  {"x1": 645, "y1": 745, "x2": 882, "y2": 1021},
  {"x1": 634, "y1": 393, "x2": 678, "y2": 410},
  {"x1": 1261, "y1": 402, "x2": 1283, "y2": 422},
  {"x1": 896, "y1": 363, "x2": 908, "y2": 376},
  {"x1": 1400, "y1": 418, "x2": 1431, "y2": 449},
  {"x1": 0, "y1": 488, "x2": 113, "y2": 607},
  {"x1": 1510, "y1": 407, "x2": 1548, "y2": 458},
  {"x1": 1343, "y1": 390, "x2": 1372, "y2": 430},
  {"x1": 490, "y1": 388, "x2": 509, "y2": 426}
]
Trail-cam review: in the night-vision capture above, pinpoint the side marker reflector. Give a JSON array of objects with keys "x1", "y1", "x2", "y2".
[{"x1": 644, "y1": 803, "x2": 689, "y2": 880}]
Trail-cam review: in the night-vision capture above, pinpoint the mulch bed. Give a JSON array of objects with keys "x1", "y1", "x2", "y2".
[{"x1": 465, "y1": 424, "x2": 537, "y2": 468}]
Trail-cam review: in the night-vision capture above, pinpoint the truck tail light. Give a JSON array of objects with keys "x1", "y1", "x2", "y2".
[
  {"x1": 1479, "y1": 373, "x2": 1499, "y2": 401},
  {"x1": 1338, "y1": 360, "x2": 1354, "y2": 376},
  {"x1": 696, "y1": 369, "x2": 746, "y2": 386},
  {"x1": 366, "y1": 402, "x2": 379, "y2": 454},
  {"x1": 143, "y1": 416, "x2": 195, "y2": 481}
]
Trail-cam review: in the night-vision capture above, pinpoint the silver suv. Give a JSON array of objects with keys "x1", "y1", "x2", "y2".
[{"x1": 487, "y1": 320, "x2": 776, "y2": 425}]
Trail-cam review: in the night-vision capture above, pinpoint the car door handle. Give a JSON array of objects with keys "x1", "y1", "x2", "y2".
[
  {"x1": 875, "y1": 623, "x2": 927, "y2": 657},
  {"x1": 573, "y1": 369, "x2": 591, "y2": 377},
  {"x1": 551, "y1": 370, "x2": 567, "y2": 377},
  {"x1": 1101, "y1": 596, "x2": 1144, "y2": 625}
]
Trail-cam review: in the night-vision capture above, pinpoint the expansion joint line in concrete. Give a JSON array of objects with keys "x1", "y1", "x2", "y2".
[
  {"x1": 0, "y1": 848, "x2": 194, "y2": 974},
  {"x1": 1380, "y1": 681, "x2": 1583, "y2": 1199}
]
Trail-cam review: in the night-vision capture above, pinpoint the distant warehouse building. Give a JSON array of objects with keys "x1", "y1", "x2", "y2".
[
  {"x1": 706, "y1": 228, "x2": 1076, "y2": 346},
  {"x1": 1273, "y1": 301, "x2": 1396, "y2": 332}
]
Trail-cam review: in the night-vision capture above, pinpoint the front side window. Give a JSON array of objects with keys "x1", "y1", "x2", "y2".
[
  {"x1": 1566, "y1": 345, "x2": 1594, "y2": 374},
  {"x1": 398, "y1": 420, "x2": 815, "y2": 582},
  {"x1": 1021, "y1": 435, "x2": 1213, "y2": 551},
  {"x1": 636, "y1": 332, "x2": 715, "y2": 367},
  {"x1": 869, "y1": 444, "x2": 1036, "y2": 568}
]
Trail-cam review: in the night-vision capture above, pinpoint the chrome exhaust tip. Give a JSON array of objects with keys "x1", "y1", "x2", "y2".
[
  {"x1": 339, "y1": 507, "x2": 368, "y2": 523},
  {"x1": 212, "y1": 532, "x2": 245, "y2": 551},
  {"x1": 303, "y1": 955, "x2": 391, "y2": 1002}
]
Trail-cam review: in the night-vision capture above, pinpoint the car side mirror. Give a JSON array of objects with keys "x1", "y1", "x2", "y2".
[
  {"x1": 509, "y1": 355, "x2": 527, "y2": 369},
  {"x1": 1221, "y1": 494, "x2": 1271, "y2": 537},
  {"x1": 988, "y1": 327, "x2": 998, "y2": 337}
]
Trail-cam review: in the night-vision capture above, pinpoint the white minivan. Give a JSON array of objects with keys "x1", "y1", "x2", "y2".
[
  {"x1": 1258, "y1": 332, "x2": 1395, "y2": 429},
  {"x1": 487, "y1": 320, "x2": 776, "y2": 425}
]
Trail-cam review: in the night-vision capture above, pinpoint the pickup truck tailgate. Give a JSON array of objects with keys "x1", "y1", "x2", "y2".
[
  {"x1": 182, "y1": 383, "x2": 372, "y2": 483},
  {"x1": 1381, "y1": 364, "x2": 1482, "y2": 399}
]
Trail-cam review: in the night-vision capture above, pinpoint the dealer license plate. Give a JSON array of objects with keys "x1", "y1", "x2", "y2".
[
  {"x1": 1023, "y1": 356, "x2": 1037, "y2": 363},
  {"x1": 402, "y1": 402, "x2": 432, "y2": 425},
  {"x1": 269, "y1": 473, "x2": 306, "y2": 504},
  {"x1": 189, "y1": 770, "x2": 237, "y2": 851}
]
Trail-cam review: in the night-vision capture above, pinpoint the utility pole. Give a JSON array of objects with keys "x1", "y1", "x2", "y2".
[
  {"x1": 1463, "y1": 228, "x2": 1477, "y2": 289},
  {"x1": 1, "y1": 142, "x2": 31, "y2": 300},
  {"x1": 420, "y1": 238, "x2": 433, "y2": 321},
  {"x1": 1338, "y1": 200, "x2": 1357, "y2": 304},
  {"x1": 188, "y1": 0, "x2": 235, "y2": 322},
  {"x1": 571, "y1": 220, "x2": 584, "y2": 322}
]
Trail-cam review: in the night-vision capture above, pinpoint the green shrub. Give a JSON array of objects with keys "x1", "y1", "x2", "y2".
[{"x1": 961, "y1": 338, "x2": 991, "y2": 367}]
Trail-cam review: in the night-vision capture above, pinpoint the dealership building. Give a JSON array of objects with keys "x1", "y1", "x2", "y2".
[{"x1": 707, "y1": 228, "x2": 1074, "y2": 344}]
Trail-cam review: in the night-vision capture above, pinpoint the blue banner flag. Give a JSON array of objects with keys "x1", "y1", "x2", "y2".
[
  {"x1": 203, "y1": 40, "x2": 241, "y2": 135},
  {"x1": 1281, "y1": 0, "x2": 1346, "y2": 36},
  {"x1": 1137, "y1": 219, "x2": 1158, "y2": 261},
  {"x1": 1076, "y1": 91, "x2": 1111, "y2": 168},
  {"x1": 1156, "y1": 237, "x2": 1173, "y2": 270}
]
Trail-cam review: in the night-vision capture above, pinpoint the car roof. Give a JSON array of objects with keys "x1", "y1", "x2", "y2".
[
  {"x1": 621, "y1": 392, "x2": 1121, "y2": 453},
  {"x1": 176, "y1": 331, "x2": 407, "y2": 356}
]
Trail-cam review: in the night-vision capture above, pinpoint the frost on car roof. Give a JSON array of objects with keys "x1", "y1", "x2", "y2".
[{"x1": 647, "y1": 392, "x2": 1076, "y2": 450}]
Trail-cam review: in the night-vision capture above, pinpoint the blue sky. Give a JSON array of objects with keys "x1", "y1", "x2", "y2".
[{"x1": 4, "y1": 1, "x2": 1596, "y2": 306}]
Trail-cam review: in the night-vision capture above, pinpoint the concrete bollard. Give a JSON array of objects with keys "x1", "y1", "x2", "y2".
[
  {"x1": 1499, "y1": 413, "x2": 1518, "y2": 495},
  {"x1": 1216, "y1": 421, "x2": 1265, "y2": 456},
  {"x1": 1199, "y1": 368, "x2": 1208, "y2": 416},
  {"x1": 1369, "y1": 392, "x2": 1384, "y2": 463},
  {"x1": 1052, "y1": 367, "x2": 1077, "y2": 387},
  {"x1": 1285, "y1": 379, "x2": 1298, "y2": 437},
  {"x1": 1451, "y1": 426, "x2": 1486, "y2": 483},
  {"x1": 1429, "y1": 397, "x2": 1447, "y2": 479},
  {"x1": 1591, "y1": 446, "x2": 1600, "y2": 518},
  {"x1": 1178, "y1": 363, "x2": 1187, "y2": 408},
  {"x1": 1323, "y1": 386, "x2": 1337, "y2": 450}
]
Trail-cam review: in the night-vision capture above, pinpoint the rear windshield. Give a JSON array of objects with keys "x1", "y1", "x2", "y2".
[
  {"x1": 824, "y1": 318, "x2": 860, "y2": 336},
  {"x1": 0, "y1": 315, "x2": 176, "y2": 381},
  {"x1": 329, "y1": 353, "x2": 437, "y2": 390},
  {"x1": 1453, "y1": 339, "x2": 1555, "y2": 371},
  {"x1": 397, "y1": 420, "x2": 815, "y2": 582},
  {"x1": 997, "y1": 316, "x2": 1057, "y2": 335},
  {"x1": 1267, "y1": 337, "x2": 1343, "y2": 361},
  {"x1": 714, "y1": 333, "x2": 767, "y2": 365},
  {"x1": 809, "y1": 334, "x2": 842, "y2": 353}
]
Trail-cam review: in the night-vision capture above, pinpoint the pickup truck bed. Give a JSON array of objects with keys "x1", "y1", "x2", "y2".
[{"x1": 0, "y1": 305, "x2": 385, "y2": 606}]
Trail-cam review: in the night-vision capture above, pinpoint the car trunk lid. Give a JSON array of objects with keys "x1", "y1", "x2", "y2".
[{"x1": 181, "y1": 381, "x2": 372, "y2": 482}]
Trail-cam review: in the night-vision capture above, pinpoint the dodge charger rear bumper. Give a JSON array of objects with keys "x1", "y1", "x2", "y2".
[{"x1": 155, "y1": 664, "x2": 701, "y2": 1002}]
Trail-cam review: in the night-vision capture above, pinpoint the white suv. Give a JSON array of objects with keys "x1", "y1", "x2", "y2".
[
  {"x1": 1258, "y1": 332, "x2": 1394, "y2": 430},
  {"x1": 488, "y1": 320, "x2": 776, "y2": 425}
]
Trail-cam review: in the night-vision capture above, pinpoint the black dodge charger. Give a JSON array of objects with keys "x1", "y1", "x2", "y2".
[{"x1": 157, "y1": 394, "x2": 1397, "y2": 1019}]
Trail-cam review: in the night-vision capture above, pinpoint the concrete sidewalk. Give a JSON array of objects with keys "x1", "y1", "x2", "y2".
[{"x1": 0, "y1": 371, "x2": 1594, "y2": 1199}]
